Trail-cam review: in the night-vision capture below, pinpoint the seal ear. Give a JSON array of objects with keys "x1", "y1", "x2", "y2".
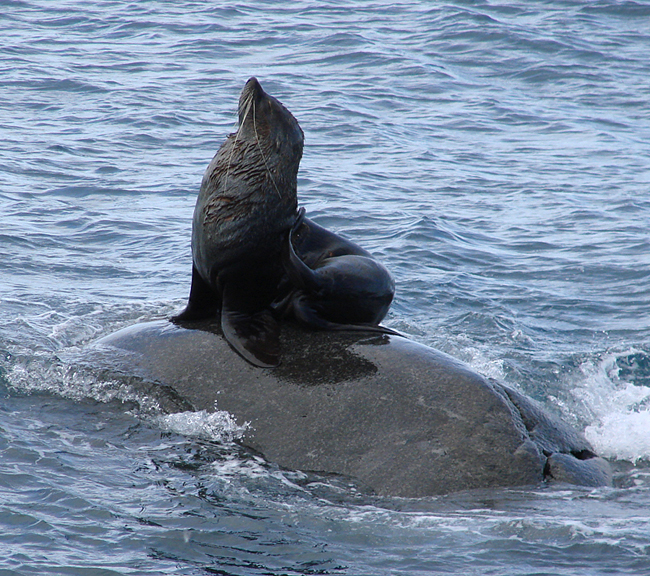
[{"x1": 220, "y1": 283, "x2": 281, "y2": 368}]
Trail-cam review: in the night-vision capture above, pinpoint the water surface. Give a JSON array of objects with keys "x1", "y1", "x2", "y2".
[{"x1": 2, "y1": 1, "x2": 650, "y2": 574}]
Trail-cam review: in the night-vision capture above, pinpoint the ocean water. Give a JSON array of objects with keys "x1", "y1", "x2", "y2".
[{"x1": 1, "y1": 1, "x2": 650, "y2": 574}]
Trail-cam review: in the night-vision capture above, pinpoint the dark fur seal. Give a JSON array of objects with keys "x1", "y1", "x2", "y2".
[
  {"x1": 173, "y1": 77, "x2": 303, "y2": 367},
  {"x1": 174, "y1": 78, "x2": 396, "y2": 366}
]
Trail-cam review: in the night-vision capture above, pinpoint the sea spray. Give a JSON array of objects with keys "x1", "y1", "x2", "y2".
[
  {"x1": 155, "y1": 408, "x2": 249, "y2": 443},
  {"x1": 568, "y1": 349, "x2": 650, "y2": 463}
]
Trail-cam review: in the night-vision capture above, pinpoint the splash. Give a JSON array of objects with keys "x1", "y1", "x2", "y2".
[
  {"x1": 3, "y1": 351, "x2": 169, "y2": 416},
  {"x1": 155, "y1": 409, "x2": 249, "y2": 443},
  {"x1": 569, "y1": 348, "x2": 650, "y2": 463}
]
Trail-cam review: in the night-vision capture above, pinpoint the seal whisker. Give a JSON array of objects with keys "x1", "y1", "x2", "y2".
[
  {"x1": 225, "y1": 92, "x2": 253, "y2": 190},
  {"x1": 252, "y1": 99, "x2": 283, "y2": 199}
]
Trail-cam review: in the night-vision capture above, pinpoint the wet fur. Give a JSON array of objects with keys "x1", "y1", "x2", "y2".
[{"x1": 277, "y1": 208, "x2": 397, "y2": 335}]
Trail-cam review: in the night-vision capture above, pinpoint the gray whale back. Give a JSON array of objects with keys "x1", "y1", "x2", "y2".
[{"x1": 94, "y1": 320, "x2": 612, "y2": 497}]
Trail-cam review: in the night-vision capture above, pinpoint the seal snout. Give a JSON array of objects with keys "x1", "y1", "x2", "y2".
[
  {"x1": 242, "y1": 76, "x2": 265, "y2": 102},
  {"x1": 238, "y1": 77, "x2": 268, "y2": 123},
  {"x1": 245, "y1": 76, "x2": 262, "y2": 91}
]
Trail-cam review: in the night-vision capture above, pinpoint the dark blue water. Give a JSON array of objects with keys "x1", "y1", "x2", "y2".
[{"x1": 2, "y1": 1, "x2": 650, "y2": 574}]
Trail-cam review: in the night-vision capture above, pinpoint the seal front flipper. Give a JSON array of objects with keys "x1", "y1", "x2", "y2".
[
  {"x1": 220, "y1": 284, "x2": 281, "y2": 368},
  {"x1": 172, "y1": 265, "x2": 220, "y2": 323}
]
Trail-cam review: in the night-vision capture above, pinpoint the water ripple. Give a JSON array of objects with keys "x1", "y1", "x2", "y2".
[{"x1": 2, "y1": 1, "x2": 650, "y2": 573}]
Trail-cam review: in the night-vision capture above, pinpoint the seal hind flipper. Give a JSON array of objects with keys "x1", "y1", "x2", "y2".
[
  {"x1": 283, "y1": 208, "x2": 317, "y2": 292},
  {"x1": 290, "y1": 293, "x2": 401, "y2": 337},
  {"x1": 283, "y1": 215, "x2": 395, "y2": 330},
  {"x1": 221, "y1": 284, "x2": 281, "y2": 368},
  {"x1": 172, "y1": 265, "x2": 220, "y2": 323}
]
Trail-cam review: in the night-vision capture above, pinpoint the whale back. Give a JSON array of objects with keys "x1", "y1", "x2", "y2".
[{"x1": 94, "y1": 320, "x2": 611, "y2": 497}]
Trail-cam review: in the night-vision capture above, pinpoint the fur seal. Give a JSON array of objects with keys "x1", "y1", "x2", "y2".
[
  {"x1": 174, "y1": 78, "x2": 396, "y2": 366},
  {"x1": 172, "y1": 77, "x2": 303, "y2": 368}
]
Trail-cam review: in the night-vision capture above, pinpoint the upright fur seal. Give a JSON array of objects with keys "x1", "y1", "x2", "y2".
[
  {"x1": 174, "y1": 78, "x2": 396, "y2": 366},
  {"x1": 173, "y1": 77, "x2": 303, "y2": 367}
]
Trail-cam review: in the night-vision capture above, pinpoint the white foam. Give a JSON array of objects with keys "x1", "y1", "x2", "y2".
[
  {"x1": 585, "y1": 409, "x2": 650, "y2": 463},
  {"x1": 155, "y1": 409, "x2": 249, "y2": 443},
  {"x1": 568, "y1": 349, "x2": 650, "y2": 463}
]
